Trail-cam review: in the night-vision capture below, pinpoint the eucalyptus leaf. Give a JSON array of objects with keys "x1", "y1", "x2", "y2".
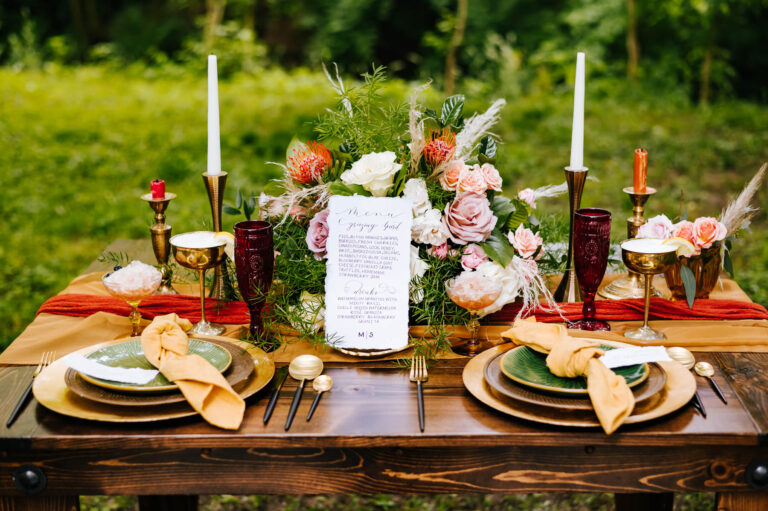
[
  {"x1": 223, "y1": 204, "x2": 241, "y2": 216},
  {"x1": 680, "y1": 264, "x2": 697, "y2": 308},
  {"x1": 235, "y1": 189, "x2": 243, "y2": 209},
  {"x1": 480, "y1": 230, "x2": 515, "y2": 266},
  {"x1": 440, "y1": 95, "x2": 465, "y2": 126},
  {"x1": 723, "y1": 248, "x2": 734, "y2": 278},
  {"x1": 245, "y1": 195, "x2": 257, "y2": 220}
]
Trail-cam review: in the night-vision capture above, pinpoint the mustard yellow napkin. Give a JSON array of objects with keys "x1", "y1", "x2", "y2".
[
  {"x1": 501, "y1": 318, "x2": 635, "y2": 434},
  {"x1": 141, "y1": 314, "x2": 245, "y2": 430}
]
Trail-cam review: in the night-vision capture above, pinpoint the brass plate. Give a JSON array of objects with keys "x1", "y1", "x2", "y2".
[
  {"x1": 33, "y1": 336, "x2": 274, "y2": 423},
  {"x1": 463, "y1": 343, "x2": 695, "y2": 429},
  {"x1": 64, "y1": 339, "x2": 254, "y2": 407},
  {"x1": 484, "y1": 352, "x2": 667, "y2": 413}
]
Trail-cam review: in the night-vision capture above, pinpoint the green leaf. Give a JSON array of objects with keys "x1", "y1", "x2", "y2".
[
  {"x1": 528, "y1": 215, "x2": 541, "y2": 230},
  {"x1": 480, "y1": 230, "x2": 516, "y2": 266},
  {"x1": 244, "y1": 195, "x2": 257, "y2": 220},
  {"x1": 423, "y1": 108, "x2": 439, "y2": 121},
  {"x1": 723, "y1": 248, "x2": 734, "y2": 278},
  {"x1": 328, "y1": 180, "x2": 371, "y2": 197},
  {"x1": 263, "y1": 180, "x2": 286, "y2": 196},
  {"x1": 490, "y1": 195, "x2": 514, "y2": 226},
  {"x1": 235, "y1": 189, "x2": 243, "y2": 209},
  {"x1": 680, "y1": 264, "x2": 697, "y2": 309},
  {"x1": 285, "y1": 136, "x2": 308, "y2": 162},
  {"x1": 506, "y1": 199, "x2": 531, "y2": 231},
  {"x1": 223, "y1": 204, "x2": 241, "y2": 216},
  {"x1": 478, "y1": 136, "x2": 497, "y2": 161},
  {"x1": 440, "y1": 95, "x2": 465, "y2": 126}
]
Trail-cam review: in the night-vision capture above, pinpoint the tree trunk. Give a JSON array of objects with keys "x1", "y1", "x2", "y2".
[
  {"x1": 69, "y1": 0, "x2": 89, "y2": 53},
  {"x1": 205, "y1": 0, "x2": 228, "y2": 50},
  {"x1": 626, "y1": 0, "x2": 639, "y2": 80},
  {"x1": 444, "y1": 0, "x2": 468, "y2": 96}
]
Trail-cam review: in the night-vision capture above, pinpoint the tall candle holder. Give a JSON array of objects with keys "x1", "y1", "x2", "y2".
[
  {"x1": 553, "y1": 167, "x2": 588, "y2": 303},
  {"x1": 140, "y1": 192, "x2": 177, "y2": 295},
  {"x1": 598, "y1": 186, "x2": 660, "y2": 299},
  {"x1": 202, "y1": 171, "x2": 228, "y2": 299}
]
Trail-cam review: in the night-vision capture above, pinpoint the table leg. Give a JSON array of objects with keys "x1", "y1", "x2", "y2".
[
  {"x1": 138, "y1": 495, "x2": 198, "y2": 511},
  {"x1": 717, "y1": 491, "x2": 768, "y2": 511},
  {"x1": 0, "y1": 496, "x2": 79, "y2": 511},
  {"x1": 614, "y1": 492, "x2": 673, "y2": 511}
]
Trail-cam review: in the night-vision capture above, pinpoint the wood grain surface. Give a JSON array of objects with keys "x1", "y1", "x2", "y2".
[{"x1": 0, "y1": 240, "x2": 766, "y2": 507}]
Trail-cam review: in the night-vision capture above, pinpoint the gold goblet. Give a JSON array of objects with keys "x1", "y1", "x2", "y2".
[
  {"x1": 102, "y1": 263, "x2": 162, "y2": 337},
  {"x1": 621, "y1": 238, "x2": 678, "y2": 341},
  {"x1": 170, "y1": 232, "x2": 227, "y2": 336}
]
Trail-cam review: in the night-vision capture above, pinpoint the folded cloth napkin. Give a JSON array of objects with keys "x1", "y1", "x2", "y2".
[
  {"x1": 501, "y1": 318, "x2": 635, "y2": 434},
  {"x1": 140, "y1": 313, "x2": 245, "y2": 430}
]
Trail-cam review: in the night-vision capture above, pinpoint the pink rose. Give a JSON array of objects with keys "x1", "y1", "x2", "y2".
[
  {"x1": 428, "y1": 243, "x2": 448, "y2": 260},
  {"x1": 672, "y1": 220, "x2": 697, "y2": 246},
  {"x1": 508, "y1": 225, "x2": 542, "y2": 259},
  {"x1": 636, "y1": 214, "x2": 673, "y2": 239},
  {"x1": 480, "y1": 163, "x2": 502, "y2": 191},
  {"x1": 443, "y1": 192, "x2": 498, "y2": 245},
  {"x1": 461, "y1": 243, "x2": 489, "y2": 270},
  {"x1": 693, "y1": 217, "x2": 727, "y2": 249},
  {"x1": 518, "y1": 188, "x2": 536, "y2": 209},
  {"x1": 440, "y1": 159, "x2": 465, "y2": 191},
  {"x1": 306, "y1": 208, "x2": 330, "y2": 259},
  {"x1": 456, "y1": 165, "x2": 487, "y2": 193}
]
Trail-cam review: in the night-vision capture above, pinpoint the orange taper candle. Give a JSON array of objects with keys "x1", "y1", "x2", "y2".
[{"x1": 633, "y1": 148, "x2": 647, "y2": 193}]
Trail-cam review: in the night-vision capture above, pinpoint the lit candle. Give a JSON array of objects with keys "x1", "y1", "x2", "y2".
[
  {"x1": 207, "y1": 54, "x2": 222, "y2": 175},
  {"x1": 633, "y1": 148, "x2": 647, "y2": 193},
  {"x1": 569, "y1": 52, "x2": 586, "y2": 170},
  {"x1": 151, "y1": 179, "x2": 165, "y2": 199}
]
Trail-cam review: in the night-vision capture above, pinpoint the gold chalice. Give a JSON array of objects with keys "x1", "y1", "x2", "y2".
[
  {"x1": 170, "y1": 231, "x2": 227, "y2": 336},
  {"x1": 102, "y1": 262, "x2": 162, "y2": 337},
  {"x1": 621, "y1": 238, "x2": 678, "y2": 341}
]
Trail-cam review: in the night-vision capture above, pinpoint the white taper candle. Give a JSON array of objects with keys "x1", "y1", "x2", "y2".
[
  {"x1": 207, "y1": 54, "x2": 222, "y2": 175},
  {"x1": 569, "y1": 52, "x2": 585, "y2": 170}
]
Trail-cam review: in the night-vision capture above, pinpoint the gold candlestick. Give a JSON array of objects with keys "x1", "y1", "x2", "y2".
[
  {"x1": 553, "y1": 167, "x2": 588, "y2": 303},
  {"x1": 598, "y1": 186, "x2": 661, "y2": 299},
  {"x1": 140, "y1": 192, "x2": 177, "y2": 295},
  {"x1": 202, "y1": 171, "x2": 228, "y2": 299}
]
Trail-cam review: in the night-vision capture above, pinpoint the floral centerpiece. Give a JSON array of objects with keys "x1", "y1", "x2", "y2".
[{"x1": 235, "y1": 67, "x2": 558, "y2": 353}]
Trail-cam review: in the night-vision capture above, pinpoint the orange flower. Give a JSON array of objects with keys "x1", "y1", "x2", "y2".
[
  {"x1": 423, "y1": 128, "x2": 456, "y2": 167},
  {"x1": 287, "y1": 142, "x2": 332, "y2": 184}
]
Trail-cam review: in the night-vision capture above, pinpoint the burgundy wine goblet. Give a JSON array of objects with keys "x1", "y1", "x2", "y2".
[
  {"x1": 569, "y1": 208, "x2": 611, "y2": 331},
  {"x1": 234, "y1": 221, "x2": 274, "y2": 346}
]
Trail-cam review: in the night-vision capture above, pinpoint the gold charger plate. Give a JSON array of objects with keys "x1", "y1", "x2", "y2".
[
  {"x1": 33, "y1": 336, "x2": 274, "y2": 423},
  {"x1": 463, "y1": 343, "x2": 695, "y2": 429}
]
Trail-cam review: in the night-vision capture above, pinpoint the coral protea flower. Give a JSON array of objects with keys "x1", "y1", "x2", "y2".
[
  {"x1": 287, "y1": 142, "x2": 332, "y2": 184},
  {"x1": 423, "y1": 129, "x2": 456, "y2": 167}
]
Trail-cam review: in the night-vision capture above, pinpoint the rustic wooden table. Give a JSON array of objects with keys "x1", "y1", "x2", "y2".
[{"x1": 1, "y1": 240, "x2": 767, "y2": 511}]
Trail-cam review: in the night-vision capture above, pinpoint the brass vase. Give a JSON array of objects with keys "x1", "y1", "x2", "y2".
[{"x1": 664, "y1": 242, "x2": 722, "y2": 300}]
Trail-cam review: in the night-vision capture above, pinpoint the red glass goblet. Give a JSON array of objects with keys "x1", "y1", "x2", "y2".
[
  {"x1": 234, "y1": 221, "x2": 274, "y2": 347},
  {"x1": 569, "y1": 208, "x2": 611, "y2": 331}
]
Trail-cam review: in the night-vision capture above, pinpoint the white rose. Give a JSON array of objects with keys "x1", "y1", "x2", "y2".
[
  {"x1": 402, "y1": 178, "x2": 432, "y2": 216},
  {"x1": 411, "y1": 208, "x2": 450, "y2": 246},
  {"x1": 474, "y1": 260, "x2": 523, "y2": 316},
  {"x1": 341, "y1": 151, "x2": 402, "y2": 197},
  {"x1": 409, "y1": 244, "x2": 430, "y2": 303},
  {"x1": 288, "y1": 291, "x2": 325, "y2": 333}
]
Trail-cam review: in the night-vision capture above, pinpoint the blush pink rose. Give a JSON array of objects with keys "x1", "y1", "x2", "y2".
[
  {"x1": 428, "y1": 242, "x2": 448, "y2": 260},
  {"x1": 672, "y1": 220, "x2": 697, "y2": 246},
  {"x1": 456, "y1": 165, "x2": 488, "y2": 193},
  {"x1": 637, "y1": 214, "x2": 674, "y2": 239},
  {"x1": 461, "y1": 243, "x2": 489, "y2": 270},
  {"x1": 693, "y1": 217, "x2": 727, "y2": 249},
  {"x1": 443, "y1": 192, "x2": 498, "y2": 245},
  {"x1": 508, "y1": 225, "x2": 542, "y2": 259},
  {"x1": 440, "y1": 159, "x2": 465, "y2": 191},
  {"x1": 518, "y1": 188, "x2": 536, "y2": 209},
  {"x1": 306, "y1": 208, "x2": 330, "y2": 259},
  {"x1": 480, "y1": 163, "x2": 502, "y2": 191}
]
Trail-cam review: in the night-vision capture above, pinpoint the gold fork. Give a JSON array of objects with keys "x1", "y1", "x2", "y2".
[
  {"x1": 6, "y1": 351, "x2": 55, "y2": 428},
  {"x1": 410, "y1": 355, "x2": 428, "y2": 432}
]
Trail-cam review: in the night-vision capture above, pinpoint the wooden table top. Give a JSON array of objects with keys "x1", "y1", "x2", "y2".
[{"x1": 1, "y1": 239, "x2": 767, "y2": 500}]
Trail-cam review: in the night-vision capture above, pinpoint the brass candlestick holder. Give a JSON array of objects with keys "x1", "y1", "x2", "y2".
[
  {"x1": 140, "y1": 192, "x2": 177, "y2": 295},
  {"x1": 202, "y1": 171, "x2": 228, "y2": 299},
  {"x1": 598, "y1": 187, "x2": 660, "y2": 299},
  {"x1": 553, "y1": 167, "x2": 588, "y2": 303}
]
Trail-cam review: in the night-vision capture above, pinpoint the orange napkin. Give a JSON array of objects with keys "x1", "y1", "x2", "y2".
[
  {"x1": 501, "y1": 318, "x2": 635, "y2": 434},
  {"x1": 140, "y1": 314, "x2": 245, "y2": 430}
]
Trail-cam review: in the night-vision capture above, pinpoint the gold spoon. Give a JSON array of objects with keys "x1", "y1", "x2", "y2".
[
  {"x1": 666, "y1": 347, "x2": 706, "y2": 417},
  {"x1": 306, "y1": 374, "x2": 333, "y2": 422},
  {"x1": 694, "y1": 361, "x2": 728, "y2": 404},
  {"x1": 284, "y1": 355, "x2": 323, "y2": 431}
]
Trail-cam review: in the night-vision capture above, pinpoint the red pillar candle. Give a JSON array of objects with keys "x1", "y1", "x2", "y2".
[
  {"x1": 151, "y1": 179, "x2": 165, "y2": 199},
  {"x1": 633, "y1": 148, "x2": 647, "y2": 193}
]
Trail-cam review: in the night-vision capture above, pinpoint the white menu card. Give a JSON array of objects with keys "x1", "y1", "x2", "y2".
[{"x1": 325, "y1": 195, "x2": 412, "y2": 350}]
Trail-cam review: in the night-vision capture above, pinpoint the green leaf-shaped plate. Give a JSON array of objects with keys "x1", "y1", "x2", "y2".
[
  {"x1": 500, "y1": 345, "x2": 648, "y2": 396},
  {"x1": 79, "y1": 338, "x2": 232, "y2": 394}
]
